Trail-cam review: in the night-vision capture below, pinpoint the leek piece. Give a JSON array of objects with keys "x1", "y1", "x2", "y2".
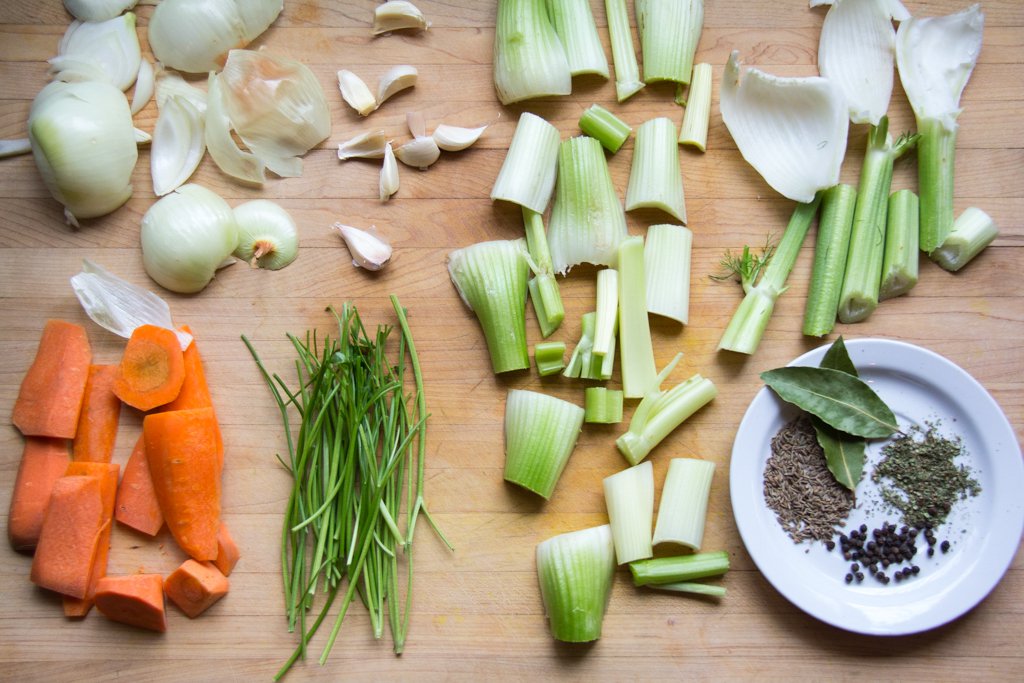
[
  {"x1": 447, "y1": 239, "x2": 531, "y2": 374},
  {"x1": 584, "y1": 387, "x2": 624, "y2": 424},
  {"x1": 548, "y1": 136, "x2": 628, "y2": 274},
  {"x1": 504, "y1": 389, "x2": 584, "y2": 498},
  {"x1": 493, "y1": 0, "x2": 572, "y2": 105},
  {"x1": 534, "y1": 341, "x2": 567, "y2": 376},
  {"x1": 563, "y1": 312, "x2": 615, "y2": 381},
  {"x1": 523, "y1": 208, "x2": 565, "y2": 337},
  {"x1": 616, "y1": 372, "x2": 716, "y2": 466},
  {"x1": 837, "y1": 118, "x2": 918, "y2": 324},
  {"x1": 718, "y1": 197, "x2": 821, "y2": 355},
  {"x1": 679, "y1": 62, "x2": 712, "y2": 151},
  {"x1": 604, "y1": 0, "x2": 645, "y2": 101},
  {"x1": 593, "y1": 268, "x2": 618, "y2": 358},
  {"x1": 930, "y1": 207, "x2": 999, "y2": 272},
  {"x1": 879, "y1": 189, "x2": 920, "y2": 300},
  {"x1": 644, "y1": 224, "x2": 692, "y2": 325},
  {"x1": 491, "y1": 112, "x2": 561, "y2": 214},
  {"x1": 629, "y1": 550, "x2": 730, "y2": 586},
  {"x1": 536, "y1": 524, "x2": 615, "y2": 643},
  {"x1": 636, "y1": 0, "x2": 704, "y2": 85},
  {"x1": 579, "y1": 104, "x2": 631, "y2": 154},
  {"x1": 652, "y1": 458, "x2": 715, "y2": 550},
  {"x1": 625, "y1": 117, "x2": 686, "y2": 223},
  {"x1": 802, "y1": 183, "x2": 857, "y2": 337},
  {"x1": 545, "y1": 0, "x2": 608, "y2": 78},
  {"x1": 603, "y1": 461, "x2": 655, "y2": 564},
  {"x1": 617, "y1": 236, "x2": 658, "y2": 399},
  {"x1": 647, "y1": 581, "x2": 725, "y2": 597}
]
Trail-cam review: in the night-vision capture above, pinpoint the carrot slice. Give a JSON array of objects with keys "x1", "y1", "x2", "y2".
[
  {"x1": 113, "y1": 325, "x2": 185, "y2": 411},
  {"x1": 114, "y1": 435, "x2": 164, "y2": 536},
  {"x1": 7, "y1": 437, "x2": 70, "y2": 553},
  {"x1": 164, "y1": 559, "x2": 229, "y2": 618},
  {"x1": 62, "y1": 462, "x2": 119, "y2": 617},
  {"x1": 12, "y1": 320, "x2": 92, "y2": 438},
  {"x1": 30, "y1": 475, "x2": 105, "y2": 599},
  {"x1": 161, "y1": 325, "x2": 213, "y2": 412},
  {"x1": 214, "y1": 523, "x2": 240, "y2": 577},
  {"x1": 72, "y1": 365, "x2": 122, "y2": 463},
  {"x1": 144, "y1": 408, "x2": 222, "y2": 560},
  {"x1": 94, "y1": 574, "x2": 167, "y2": 632}
]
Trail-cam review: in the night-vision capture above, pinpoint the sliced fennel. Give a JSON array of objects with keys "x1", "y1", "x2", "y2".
[
  {"x1": 603, "y1": 461, "x2": 655, "y2": 565},
  {"x1": 803, "y1": 184, "x2": 857, "y2": 337},
  {"x1": 679, "y1": 62, "x2": 712, "y2": 151},
  {"x1": 536, "y1": 524, "x2": 615, "y2": 643},
  {"x1": 629, "y1": 551, "x2": 729, "y2": 586},
  {"x1": 523, "y1": 208, "x2": 565, "y2": 337},
  {"x1": 52, "y1": 13, "x2": 141, "y2": 92},
  {"x1": 151, "y1": 93, "x2": 205, "y2": 196},
  {"x1": 584, "y1": 388, "x2": 623, "y2": 424},
  {"x1": 652, "y1": 458, "x2": 715, "y2": 550},
  {"x1": 534, "y1": 341, "x2": 567, "y2": 376},
  {"x1": 504, "y1": 389, "x2": 584, "y2": 499},
  {"x1": 879, "y1": 189, "x2": 919, "y2": 300},
  {"x1": 232, "y1": 200, "x2": 299, "y2": 270},
  {"x1": 579, "y1": 104, "x2": 631, "y2": 154},
  {"x1": 644, "y1": 224, "x2": 693, "y2": 325},
  {"x1": 930, "y1": 207, "x2": 999, "y2": 272},
  {"x1": 636, "y1": 0, "x2": 703, "y2": 85},
  {"x1": 604, "y1": 0, "x2": 644, "y2": 101},
  {"x1": 563, "y1": 312, "x2": 615, "y2": 381},
  {"x1": 617, "y1": 236, "x2": 658, "y2": 399},
  {"x1": 546, "y1": 0, "x2": 609, "y2": 78},
  {"x1": 493, "y1": 0, "x2": 572, "y2": 105},
  {"x1": 593, "y1": 268, "x2": 618, "y2": 358},
  {"x1": 625, "y1": 117, "x2": 686, "y2": 223},
  {"x1": 491, "y1": 112, "x2": 561, "y2": 214}
]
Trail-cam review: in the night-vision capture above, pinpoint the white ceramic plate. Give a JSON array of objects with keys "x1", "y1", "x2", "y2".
[{"x1": 730, "y1": 338, "x2": 1024, "y2": 635}]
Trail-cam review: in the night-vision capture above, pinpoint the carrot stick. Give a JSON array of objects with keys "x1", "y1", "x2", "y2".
[
  {"x1": 114, "y1": 435, "x2": 164, "y2": 536},
  {"x1": 29, "y1": 475, "x2": 105, "y2": 599},
  {"x1": 12, "y1": 320, "x2": 92, "y2": 438},
  {"x1": 161, "y1": 325, "x2": 213, "y2": 412},
  {"x1": 113, "y1": 325, "x2": 185, "y2": 411},
  {"x1": 7, "y1": 437, "x2": 71, "y2": 553},
  {"x1": 164, "y1": 559, "x2": 230, "y2": 618},
  {"x1": 214, "y1": 523, "x2": 241, "y2": 577},
  {"x1": 144, "y1": 408, "x2": 222, "y2": 560},
  {"x1": 72, "y1": 365, "x2": 122, "y2": 463},
  {"x1": 94, "y1": 574, "x2": 167, "y2": 632},
  {"x1": 62, "y1": 462, "x2": 119, "y2": 618}
]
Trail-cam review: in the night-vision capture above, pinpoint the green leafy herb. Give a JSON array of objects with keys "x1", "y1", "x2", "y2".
[
  {"x1": 814, "y1": 336, "x2": 866, "y2": 491},
  {"x1": 818, "y1": 335, "x2": 859, "y2": 377}
]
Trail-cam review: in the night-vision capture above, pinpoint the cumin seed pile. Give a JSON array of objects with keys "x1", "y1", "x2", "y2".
[{"x1": 764, "y1": 416, "x2": 855, "y2": 543}]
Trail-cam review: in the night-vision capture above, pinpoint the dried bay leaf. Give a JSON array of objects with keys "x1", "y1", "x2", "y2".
[
  {"x1": 819, "y1": 335, "x2": 858, "y2": 377},
  {"x1": 814, "y1": 335, "x2": 867, "y2": 491}
]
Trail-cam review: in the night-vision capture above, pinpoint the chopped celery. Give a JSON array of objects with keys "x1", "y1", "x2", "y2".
[
  {"x1": 718, "y1": 197, "x2": 821, "y2": 355},
  {"x1": 617, "y1": 236, "x2": 658, "y2": 399},
  {"x1": 603, "y1": 461, "x2": 655, "y2": 564},
  {"x1": 545, "y1": 0, "x2": 608, "y2": 78},
  {"x1": 652, "y1": 458, "x2": 715, "y2": 550},
  {"x1": 625, "y1": 117, "x2": 686, "y2": 223},
  {"x1": 646, "y1": 581, "x2": 725, "y2": 597},
  {"x1": 534, "y1": 341, "x2": 567, "y2": 376},
  {"x1": 564, "y1": 311, "x2": 615, "y2": 381},
  {"x1": 536, "y1": 524, "x2": 615, "y2": 642},
  {"x1": 604, "y1": 0, "x2": 645, "y2": 101},
  {"x1": 636, "y1": 0, "x2": 704, "y2": 85},
  {"x1": 584, "y1": 387, "x2": 624, "y2": 424},
  {"x1": 879, "y1": 189, "x2": 920, "y2": 300},
  {"x1": 593, "y1": 268, "x2": 618, "y2": 358},
  {"x1": 579, "y1": 104, "x2": 631, "y2": 153},
  {"x1": 679, "y1": 62, "x2": 712, "y2": 151},
  {"x1": 548, "y1": 136, "x2": 628, "y2": 274},
  {"x1": 915, "y1": 116, "x2": 957, "y2": 254},
  {"x1": 491, "y1": 112, "x2": 561, "y2": 214},
  {"x1": 644, "y1": 224, "x2": 692, "y2": 325},
  {"x1": 523, "y1": 208, "x2": 565, "y2": 337},
  {"x1": 629, "y1": 550, "x2": 730, "y2": 586},
  {"x1": 504, "y1": 389, "x2": 584, "y2": 498},
  {"x1": 802, "y1": 184, "x2": 856, "y2": 337},
  {"x1": 930, "y1": 207, "x2": 999, "y2": 272},
  {"x1": 447, "y1": 239, "x2": 531, "y2": 374},
  {"x1": 493, "y1": 0, "x2": 571, "y2": 105}
]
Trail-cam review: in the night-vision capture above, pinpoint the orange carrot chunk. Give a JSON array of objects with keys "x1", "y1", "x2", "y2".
[
  {"x1": 161, "y1": 325, "x2": 214, "y2": 412},
  {"x1": 8, "y1": 437, "x2": 71, "y2": 553},
  {"x1": 72, "y1": 365, "x2": 122, "y2": 463},
  {"x1": 114, "y1": 435, "x2": 164, "y2": 536},
  {"x1": 214, "y1": 523, "x2": 241, "y2": 577},
  {"x1": 144, "y1": 408, "x2": 222, "y2": 560},
  {"x1": 30, "y1": 475, "x2": 104, "y2": 599},
  {"x1": 12, "y1": 320, "x2": 92, "y2": 438},
  {"x1": 164, "y1": 559, "x2": 229, "y2": 618},
  {"x1": 62, "y1": 462, "x2": 119, "y2": 618},
  {"x1": 113, "y1": 325, "x2": 185, "y2": 411},
  {"x1": 94, "y1": 574, "x2": 167, "y2": 632}
]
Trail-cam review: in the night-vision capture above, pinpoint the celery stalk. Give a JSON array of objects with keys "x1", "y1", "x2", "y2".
[
  {"x1": 493, "y1": 0, "x2": 572, "y2": 105},
  {"x1": 593, "y1": 268, "x2": 618, "y2": 358},
  {"x1": 534, "y1": 341, "x2": 567, "y2": 376},
  {"x1": 629, "y1": 550, "x2": 729, "y2": 586},
  {"x1": 603, "y1": 461, "x2": 655, "y2": 564},
  {"x1": 564, "y1": 311, "x2": 615, "y2": 381},
  {"x1": 647, "y1": 581, "x2": 725, "y2": 597},
  {"x1": 617, "y1": 236, "x2": 658, "y2": 399},
  {"x1": 545, "y1": 0, "x2": 608, "y2": 78},
  {"x1": 644, "y1": 224, "x2": 692, "y2": 325},
  {"x1": 930, "y1": 206, "x2": 999, "y2": 272},
  {"x1": 679, "y1": 62, "x2": 712, "y2": 151},
  {"x1": 536, "y1": 524, "x2": 615, "y2": 642},
  {"x1": 652, "y1": 458, "x2": 715, "y2": 550},
  {"x1": 523, "y1": 207, "x2": 565, "y2": 337},
  {"x1": 604, "y1": 0, "x2": 645, "y2": 101},
  {"x1": 491, "y1": 112, "x2": 561, "y2": 213},
  {"x1": 584, "y1": 387, "x2": 624, "y2": 424},
  {"x1": 916, "y1": 116, "x2": 957, "y2": 252},
  {"x1": 636, "y1": 0, "x2": 704, "y2": 85},
  {"x1": 625, "y1": 117, "x2": 686, "y2": 223},
  {"x1": 802, "y1": 183, "x2": 856, "y2": 337},
  {"x1": 579, "y1": 104, "x2": 631, "y2": 153},
  {"x1": 616, "y1": 373, "x2": 716, "y2": 466},
  {"x1": 504, "y1": 389, "x2": 584, "y2": 498},
  {"x1": 879, "y1": 189, "x2": 920, "y2": 300}
]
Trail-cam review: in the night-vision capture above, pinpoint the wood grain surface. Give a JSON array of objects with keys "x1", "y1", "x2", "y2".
[{"x1": 1, "y1": 1, "x2": 1021, "y2": 680}]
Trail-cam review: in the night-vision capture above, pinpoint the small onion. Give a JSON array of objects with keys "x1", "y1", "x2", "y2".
[{"x1": 233, "y1": 199, "x2": 299, "y2": 270}]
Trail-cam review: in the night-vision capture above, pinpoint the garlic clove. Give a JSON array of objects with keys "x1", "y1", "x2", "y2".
[
  {"x1": 406, "y1": 111, "x2": 427, "y2": 139},
  {"x1": 380, "y1": 142, "x2": 400, "y2": 202},
  {"x1": 233, "y1": 199, "x2": 300, "y2": 270},
  {"x1": 376, "y1": 65, "x2": 418, "y2": 109},
  {"x1": 338, "y1": 69, "x2": 376, "y2": 116},
  {"x1": 373, "y1": 1, "x2": 429, "y2": 35},
  {"x1": 432, "y1": 123, "x2": 488, "y2": 152},
  {"x1": 394, "y1": 136, "x2": 440, "y2": 170},
  {"x1": 338, "y1": 129, "x2": 388, "y2": 160},
  {"x1": 333, "y1": 223, "x2": 393, "y2": 271}
]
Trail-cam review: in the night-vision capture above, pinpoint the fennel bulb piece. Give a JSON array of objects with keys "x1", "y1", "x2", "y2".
[
  {"x1": 930, "y1": 206, "x2": 998, "y2": 272},
  {"x1": 644, "y1": 224, "x2": 693, "y2": 325},
  {"x1": 545, "y1": 0, "x2": 609, "y2": 78},
  {"x1": 332, "y1": 224, "x2": 393, "y2": 271},
  {"x1": 879, "y1": 189, "x2": 919, "y2": 300},
  {"x1": 605, "y1": 0, "x2": 645, "y2": 101},
  {"x1": 64, "y1": 0, "x2": 138, "y2": 22},
  {"x1": 652, "y1": 458, "x2": 715, "y2": 550},
  {"x1": 617, "y1": 236, "x2": 658, "y2": 399},
  {"x1": 233, "y1": 200, "x2": 299, "y2": 270},
  {"x1": 616, "y1": 372, "x2": 717, "y2": 466},
  {"x1": 140, "y1": 184, "x2": 240, "y2": 294},
  {"x1": 493, "y1": 0, "x2": 572, "y2": 105},
  {"x1": 592, "y1": 268, "x2": 618, "y2": 358},
  {"x1": 151, "y1": 94, "x2": 206, "y2": 196},
  {"x1": 28, "y1": 80, "x2": 137, "y2": 225},
  {"x1": 563, "y1": 312, "x2": 614, "y2": 381},
  {"x1": 534, "y1": 341, "x2": 567, "y2": 376},
  {"x1": 802, "y1": 184, "x2": 857, "y2": 337},
  {"x1": 523, "y1": 208, "x2": 565, "y2": 338},
  {"x1": 491, "y1": 112, "x2": 561, "y2": 213},
  {"x1": 679, "y1": 62, "x2": 712, "y2": 150},
  {"x1": 720, "y1": 51, "x2": 848, "y2": 203},
  {"x1": 603, "y1": 461, "x2": 655, "y2": 564},
  {"x1": 625, "y1": 117, "x2": 687, "y2": 222},
  {"x1": 636, "y1": 0, "x2": 704, "y2": 85},
  {"x1": 584, "y1": 387, "x2": 623, "y2": 424},
  {"x1": 504, "y1": 389, "x2": 585, "y2": 499},
  {"x1": 52, "y1": 13, "x2": 141, "y2": 92},
  {"x1": 578, "y1": 104, "x2": 631, "y2": 154},
  {"x1": 536, "y1": 524, "x2": 615, "y2": 643}
]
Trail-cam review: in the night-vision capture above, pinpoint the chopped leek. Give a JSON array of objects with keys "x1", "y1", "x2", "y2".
[
  {"x1": 536, "y1": 524, "x2": 615, "y2": 642},
  {"x1": 652, "y1": 458, "x2": 715, "y2": 550},
  {"x1": 447, "y1": 239, "x2": 531, "y2": 374},
  {"x1": 802, "y1": 184, "x2": 856, "y2": 337},
  {"x1": 879, "y1": 189, "x2": 920, "y2": 300},
  {"x1": 603, "y1": 461, "x2": 655, "y2": 564},
  {"x1": 930, "y1": 207, "x2": 999, "y2": 272},
  {"x1": 584, "y1": 387, "x2": 624, "y2": 424},
  {"x1": 636, "y1": 0, "x2": 703, "y2": 85},
  {"x1": 604, "y1": 0, "x2": 645, "y2": 101},
  {"x1": 593, "y1": 268, "x2": 618, "y2": 358},
  {"x1": 546, "y1": 0, "x2": 608, "y2": 78},
  {"x1": 563, "y1": 312, "x2": 615, "y2": 381},
  {"x1": 616, "y1": 370, "x2": 716, "y2": 466},
  {"x1": 504, "y1": 389, "x2": 584, "y2": 499},
  {"x1": 629, "y1": 551, "x2": 729, "y2": 586},
  {"x1": 625, "y1": 117, "x2": 686, "y2": 223},
  {"x1": 579, "y1": 104, "x2": 631, "y2": 154},
  {"x1": 534, "y1": 341, "x2": 567, "y2": 376},
  {"x1": 617, "y1": 236, "x2": 658, "y2": 399},
  {"x1": 644, "y1": 224, "x2": 692, "y2": 325},
  {"x1": 523, "y1": 208, "x2": 565, "y2": 337},
  {"x1": 679, "y1": 62, "x2": 712, "y2": 151},
  {"x1": 493, "y1": 0, "x2": 572, "y2": 105},
  {"x1": 491, "y1": 112, "x2": 561, "y2": 214}
]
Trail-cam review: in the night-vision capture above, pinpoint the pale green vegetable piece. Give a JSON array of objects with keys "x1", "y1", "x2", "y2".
[
  {"x1": 536, "y1": 524, "x2": 615, "y2": 642},
  {"x1": 493, "y1": 0, "x2": 572, "y2": 105},
  {"x1": 652, "y1": 458, "x2": 715, "y2": 550},
  {"x1": 930, "y1": 206, "x2": 999, "y2": 272},
  {"x1": 504, "y1": 389, "x2": 584, "y2": 498},
  {"x1": 603, "y1": 461, "x2": 655, "y2": 564},
  {"x1": 625, "y1": 117, "x2": 687, "y2": 223}
]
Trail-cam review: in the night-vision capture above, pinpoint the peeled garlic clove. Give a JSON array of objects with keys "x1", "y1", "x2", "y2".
[
  {"x1": 395, "y1": 136, "x2": 440, "y2": 170},
  {"x1": 338, "y1": 69, "x2": 376, "y2": 116},
  {"x1": 376, "y1": 65, "x2": 418, "y2": 108},
  {"x1": 373, "y1": 1, "x2": 429, "y2": 35},
  {"x1": 338, "y1": 129, "x2": 388, "y2": 160},
  {"x1": 432, "y1": 123, "x2": 488, "y2": 152},
  {"x1": 406, "y1": 111, "x2": 427, "y2": 139},
  {"x1": 380, "y1": 143, "x2": 400, "y2": 202},
  {"x1": 233, "y1": 199, "x2": 300, "y2": 270},
  {"x1": 333, "y1": 223, "x2": 393, "y2": 271}
]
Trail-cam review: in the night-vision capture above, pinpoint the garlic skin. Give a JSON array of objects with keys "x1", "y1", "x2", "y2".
[
  {"x1": 376, "y1": 65, "x2": 418, "y2": 108},
  {"x1": 373, "y1": 1, "x2": 429, "y2": 35},
  {"x1": 233, "y1": 199, "x2": 299, "y2": 270},
  {"x1": 432, "y1": 123, "x2": 488, "y2": 151},
  {"x1": 338, "y1": 129, "x2": 387, "y2": 160},
  {"x1": 380, "y1": 143, "x2": 400, "y2": 201},
  {"x1": 333, "y1": 223, "x2": 393, "y2": 271},
  {"x1": 338, "y1": 70, "x2": 376, "y2": 116}
]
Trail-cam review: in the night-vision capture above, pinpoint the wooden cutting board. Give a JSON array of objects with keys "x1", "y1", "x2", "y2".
[{"x1": 1, "y1": 1, "x2": 1021, "y2": 680}]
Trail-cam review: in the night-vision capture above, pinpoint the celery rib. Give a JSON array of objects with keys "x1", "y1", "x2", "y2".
[
  {"x1": 879, "y1": 189, "x2": 920, "y2": 300},
  {"x1": 802, "y1": 184, "x2": 856, "y2": 337},
  {"x1": 604, "y1": 0, "x2": 645, "y2": 101},
  {"x1": 493, "y1": 0, "x2": 571, "y2": 105}
]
